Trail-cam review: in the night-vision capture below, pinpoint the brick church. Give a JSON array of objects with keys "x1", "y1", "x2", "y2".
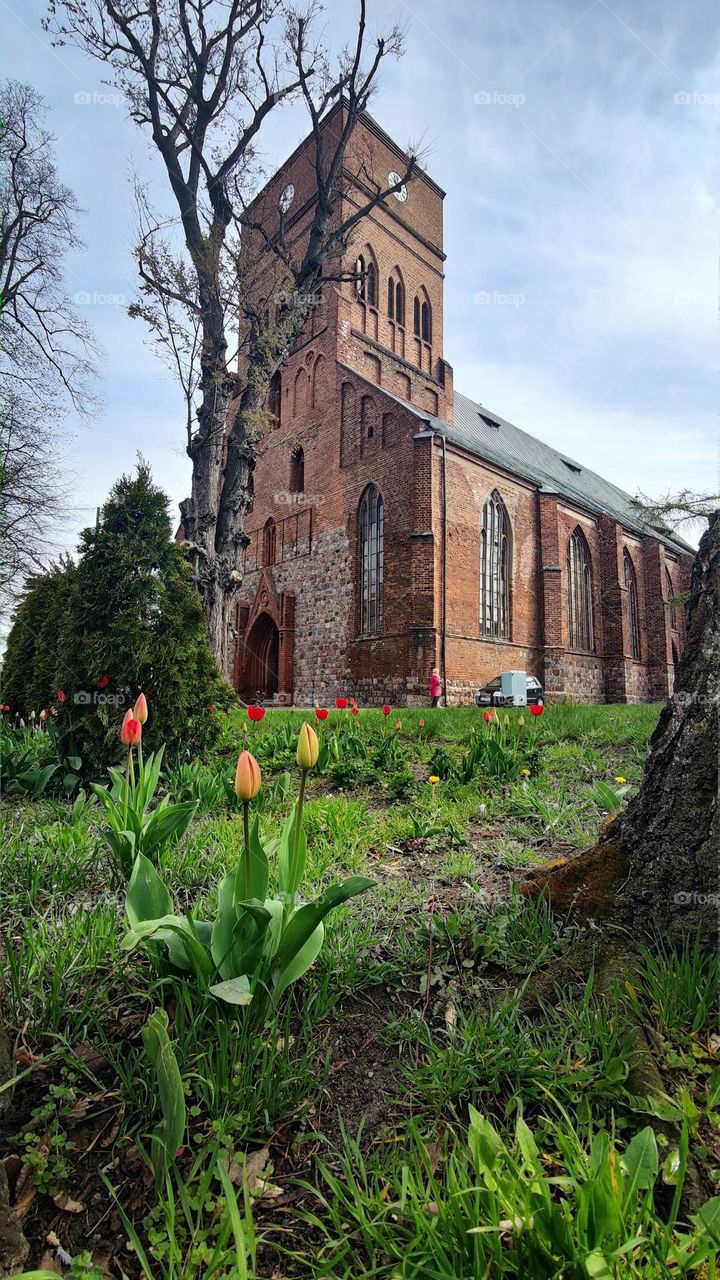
[{"x1": 232, "y1": 104, "x2": 693, "y2": 707}]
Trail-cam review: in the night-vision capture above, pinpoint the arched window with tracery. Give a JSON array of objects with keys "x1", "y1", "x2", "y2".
[
  {"x1": 624, "y1": 550, "x2": 641, "y2": 660},
  {"x1": 263, "y1": 518, "x2": 277, "y2": 567},
  {"x1": 358, "y1": 485, "x2": 384, "y2": 634},
  {"x1": 480, "y1": 490, "x2": 511, "y2": 639},
  {"x1": 567, "y1": 528, "x2": 594, "y2": 651}
]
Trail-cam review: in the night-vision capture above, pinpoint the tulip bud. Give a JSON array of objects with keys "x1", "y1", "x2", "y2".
[
  {"x1": 121, "y1": 714, "x2": 142, "y2": 746},
  {"x1": 40, "y1": 709, "x2": 47, "y2": 721},
  {"x1": 297, "y1": 721, "x2": 319, "y2": 770},
  {"x1": 133, "y1": 692, "x2": 148, "y2": 724},
  {"x1": 382, "y1": 705, "x2": 391, "y2": 716},
  {"x1": 234, "y1": 750, "x2": 261, "y2": 801},
  {"x1": 518, "y1": 715, "x2": 525, "y2": 726},
  {"x1": 503, "y1": 713, "x2": 510, "y2": 726}
]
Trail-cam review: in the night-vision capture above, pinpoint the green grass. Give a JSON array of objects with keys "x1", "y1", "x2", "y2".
[{"x1": 3, "y1": 702, "x2": 719, "y2": 1279}]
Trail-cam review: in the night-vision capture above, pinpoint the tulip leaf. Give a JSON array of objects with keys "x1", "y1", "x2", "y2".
[
  {"x1": 208, "y1": 975, "x2": 254, "y2": 1005},
  {"x1": 142, "y1": 1008, "x2": 185, "y2": 1188},
  {"x1": 245, "y1": 816, "x2": 269, "y2": 903},
  {"x1": 126, "y1": 853, "x2": 173, "y2": 927},
  {"x1": 272, "y1": 877, "x2": 374, "y2": 995},
  {"x1": 141, "y1": 801, "x2": 198, "y2": 855},
  {"x1": 278, "y1": 799, "x2": 307, "y2": 899},
  {"x1": 273, "y1": 923, "x2": 324, "y2": 1001}
]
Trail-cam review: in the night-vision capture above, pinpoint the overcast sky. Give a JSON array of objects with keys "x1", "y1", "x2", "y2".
[{"x1": 4, "y1": 0, "x2": 718, "y2": 553}]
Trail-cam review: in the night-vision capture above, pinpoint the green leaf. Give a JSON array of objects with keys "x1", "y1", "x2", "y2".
[
  {"x1": 126, "y1": 854, "x2": 173, "y2": 928},
  {"x1": 277, "y1": 798, "x2": 307, "y2": 900},
  {"x1": 620, "y1": 1127, "x2": 658, "y2": 1203},
  {"x1": 141, "y1": 801, "x2": 197, "y2": 856},
  {"x1": 245, "y1": 816, "x2": 269, "y2": 902},
  {"x1": 209, "y1": 976, "x2": 254, "y2": 1005},
  {"x1": 272, "y1": 878, "x2": 374, "y2": 997},
  {"x1": 273, "y1": 923, "x2": 324, "y2": 1001},
  {"x1": 142, "y1": 1008, "x2": 185, "y2": 1189},
  {"x1": 468, "y1": 1107, "x2": 507, "y2": 1184},
  {"x1": 66, "y1": 756, "x2": 82, "y2": 771},
  {"x1": 693, "y1": 1196, "x2": 720, "y2": 1245}
]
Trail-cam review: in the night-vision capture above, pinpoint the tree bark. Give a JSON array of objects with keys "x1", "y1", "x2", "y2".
[{"x1": 523, "y1": 511, "x2": 719, "y2": 943}]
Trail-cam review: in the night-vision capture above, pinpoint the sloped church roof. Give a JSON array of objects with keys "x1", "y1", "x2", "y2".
[{"x1": 339, "y1": 363, "x2": 692, "y2": 555}]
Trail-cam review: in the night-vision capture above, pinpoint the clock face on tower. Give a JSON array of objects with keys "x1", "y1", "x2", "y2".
[
  {"x1": 388, "y1": 170, "x2": 408, "y2": 202},
  {"x1": 279, "y1": 183, "x2": 295, "y2": 213}
]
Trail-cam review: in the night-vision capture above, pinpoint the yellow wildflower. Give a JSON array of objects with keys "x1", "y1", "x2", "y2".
[
  {"x1": 520, "y1": 768, "x2": 531, "y2": 777},
  {"x1": 428, "y1": 775, "x2": 441, "y2": 784},
  {"x1": 614, "y1": 776, "x2": 626, "y2": 784}
]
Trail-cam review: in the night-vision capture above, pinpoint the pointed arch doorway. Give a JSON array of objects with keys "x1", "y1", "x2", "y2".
[{"x1": 244, "y1": 612, "x2": 279, "y2": 702}]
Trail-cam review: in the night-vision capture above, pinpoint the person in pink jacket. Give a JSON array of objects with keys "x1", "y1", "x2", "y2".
[{"x1": 428, "y1": 669, "x2": 442, "y2": 707}]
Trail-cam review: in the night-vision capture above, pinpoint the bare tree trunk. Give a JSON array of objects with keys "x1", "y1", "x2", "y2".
[{"x1": 523, "y1": 511, "x2": 719, "y2": 944}]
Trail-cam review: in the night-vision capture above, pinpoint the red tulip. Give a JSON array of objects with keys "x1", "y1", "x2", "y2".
[
  {"x1": 57, "y1": 690, "x2": 66, "y2": 703},
  {"x1": 351, "y1": 707, "x2": 360, "y2": 716},
  {"x1": 247, "y1": 706, "x2": 266, "y2": 722},
  {"x1": 335, "y1": 697, "x2": 348, "y2": 709},
  {"x1": 529, "y1": 704, "x2": 544, "y2": 717},
  {"x1": 395, "y1": 721, "x2": 402, "y2": 731},
  {"x1": 483, "y1": 710, "x2": 492, "y2": 722},
  {"x1": 418, "y1": 719, "x2": 425, "y2": 728},
  {"x1": 382, "y1": 705, "x2": 391, "y2": 716},
  {"x1": 315, "y1": 708, "x2": 329, "y2": 720},
  {"x1": 96, "y1": 674, "x2": 110, "y2": 689},
  {"x1": 121, "y1": 714, "x2": 142, "y2": 746}
]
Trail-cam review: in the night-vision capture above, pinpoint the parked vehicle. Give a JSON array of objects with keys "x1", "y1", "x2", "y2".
[{"x1": 474, "y1": 674, "x2": 544, "y2": 708}]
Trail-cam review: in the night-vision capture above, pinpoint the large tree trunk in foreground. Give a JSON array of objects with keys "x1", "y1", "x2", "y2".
[{"x1": 523, "y1": 511, "x2": 719, "y2": 943}]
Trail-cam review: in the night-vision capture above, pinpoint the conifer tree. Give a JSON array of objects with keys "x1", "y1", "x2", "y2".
[{"x1": 2, "y1": 459, "x2": 231, "y2": 768}]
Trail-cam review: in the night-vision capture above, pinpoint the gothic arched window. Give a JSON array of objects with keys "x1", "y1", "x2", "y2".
[
  {"x1": 289, "y1": 447, "x2": 304, "y2": 494},
  {"x1": 421, "y1": 299, "x2": 432, "y2": 342},
  {"x1": 624, "y1": 550, "x2": 641, "y2": 660},
  {"x1": 413, "y1": 295, "x2": 420, "y2": 336},
  {"x1": 567, "y1": 528, "x2": 594, "y2": 651},
  {"x1": 388, "y1": 269, "x2": 405, "y2": 326},
  {"x1": 480, "y1": 490, "x2": 511, "y2": 639},
  {"x1": 263, "y1": 518, "x2": 277, "y2": 567},
  {"x1": 665, "y1": 567, "x2": 677, "y2": 631},
  {"x1": 359, "y1": 484, "x2": 384, "y2": 634},
  {"x1": 354, "y1": 254, "x2": 366, "y2": 302}
]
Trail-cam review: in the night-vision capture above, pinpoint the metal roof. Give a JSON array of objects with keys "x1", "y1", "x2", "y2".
[
  {"x1": 445, "y1": 391, "x2": 693, "y2": 554},
  {"x1": 337, "y1": 363, "x2": 692, "y2": 554}
]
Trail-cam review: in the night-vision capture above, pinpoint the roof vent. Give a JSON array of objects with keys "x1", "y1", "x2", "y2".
[
  {"x1": 479, "y1": 413, "x2": 500, "y2": 429},
  {"x1": 561, "y1": 459, "x2": 582, "y2": 474}
]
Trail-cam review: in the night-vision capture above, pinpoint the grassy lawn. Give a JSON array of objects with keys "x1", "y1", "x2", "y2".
[{"x1": 2, "y1": 704, "x2": 719, "y2": 1277}]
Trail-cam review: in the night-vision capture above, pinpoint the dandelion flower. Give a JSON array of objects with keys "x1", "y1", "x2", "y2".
[
  {"x1": 614, "y1": 776, "x2": 626, "y2": 784},
  {"x1": 428, "y1": 775, "x2": 440, "y2": 784}
]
